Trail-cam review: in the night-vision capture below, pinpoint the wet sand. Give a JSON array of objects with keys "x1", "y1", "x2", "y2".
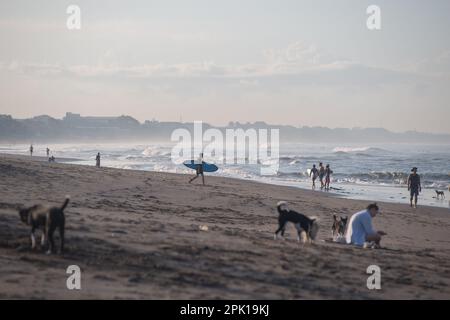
[{"x1": 1, "y1": 154, "x2": 449, "y2": 299}]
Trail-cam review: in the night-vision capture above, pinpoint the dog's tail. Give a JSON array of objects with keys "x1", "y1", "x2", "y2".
[{"x1": 60, "y1": 195, "x2": 70, "y2": 211}]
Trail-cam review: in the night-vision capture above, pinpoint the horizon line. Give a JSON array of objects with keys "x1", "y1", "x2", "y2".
[{"x1": 2, "y1": 112, "x2": 450, "y2": 136}]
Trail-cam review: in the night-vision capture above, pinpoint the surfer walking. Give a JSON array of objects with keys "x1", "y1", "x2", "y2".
[
  {"x1": 189, "y1": 153, "x2": 205, "y2": 185},
  {"x1": 310, "y1": 164, "x2": 319, "y2": 189}
]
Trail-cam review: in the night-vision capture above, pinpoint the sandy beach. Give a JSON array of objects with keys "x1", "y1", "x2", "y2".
[{"x1": 0, "y1": 154, "x2": 449, "y2": 299}]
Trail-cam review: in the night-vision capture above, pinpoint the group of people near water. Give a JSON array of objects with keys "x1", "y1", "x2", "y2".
[
  {"x1": 29, "y1": 144, "x2": 55, "y2": 162},
  {"x1": 29, "y1": 144, "x2": 100, "y2": 166},
  {"x1": 309, "y1": 162, "x2": 333, "y2": 190},
  {"x1": 29, "y1": 145, "x2": 426, "y2": 208}
]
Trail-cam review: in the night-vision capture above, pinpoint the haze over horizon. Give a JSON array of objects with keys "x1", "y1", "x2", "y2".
[
  {"x1": 1, "y1": 0, "x2": 450, "y2": 134},
  {"x1": 3, "y1": 111, "x2": 450, "y2": 136}
]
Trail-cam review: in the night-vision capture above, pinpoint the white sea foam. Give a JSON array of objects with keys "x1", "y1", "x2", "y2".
[{"x1": 1, "y1": 142, "x2": 449, "y2": 208}]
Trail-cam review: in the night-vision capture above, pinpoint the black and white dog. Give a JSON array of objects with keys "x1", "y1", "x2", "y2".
[
  {"x1": 435, "y1": 190, "x2": 445, "y2": 199},
  {"x1": 274, "y1": 201, "x2": 319, "y2": 243},
  {"x1": 331, "y1": 214, "x2": 348, "y2": 238}
]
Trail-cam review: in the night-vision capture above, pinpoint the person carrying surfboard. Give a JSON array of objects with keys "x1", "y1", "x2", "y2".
[{"x1": 189, "y1": 153, "x2": 205, "y2": 185}]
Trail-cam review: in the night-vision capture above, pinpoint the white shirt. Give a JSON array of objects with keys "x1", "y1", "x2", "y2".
[{"x1": 345, "y1": 210, "x2": 376, "y2": 246}]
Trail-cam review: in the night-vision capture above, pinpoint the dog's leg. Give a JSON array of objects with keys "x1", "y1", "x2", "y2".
[
  {"x1": 274, "y1": 226, "x2": 282, "y2": 240},
  {"x1": 280, "y1": 224, "x2": 286, "y2": 240},
  {"x1": 276, "y1": 221, "x2": 287, "y2": 240},
  {"x1": 30, "y1": 224, "x2": 38, "y2": 249},
  {"x1": 295, "y1": 223, "x2": 302, "y2": 242},
  {"x1": 40, "y1": 232, "x2": 45, "y2": 247},
  {"x1": 300, "y1": 230, "x2": 308, "y2": 244},
  {"x1": 30, "y1": 231, "x2": 36, "y2": 249},
  {"x1": 47, "y1": 225, "x2": 56, "y2": 255},
  {"x1": 59, "y1": 222, "x2": 65, "y2": 254}
]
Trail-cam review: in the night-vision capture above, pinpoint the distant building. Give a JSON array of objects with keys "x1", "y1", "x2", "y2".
[{"x1": 63, "y1": 112, "x2": 140, "y2": 129}]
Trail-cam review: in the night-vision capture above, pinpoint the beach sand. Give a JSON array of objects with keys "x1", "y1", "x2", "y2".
[{"x1": 1, "y1": 154, "x2": 449, "y2": 299}]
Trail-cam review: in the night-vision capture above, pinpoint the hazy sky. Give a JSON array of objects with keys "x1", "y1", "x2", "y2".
[{"x1": 1, "y1": 0, "x2": 449, "y2": 133}]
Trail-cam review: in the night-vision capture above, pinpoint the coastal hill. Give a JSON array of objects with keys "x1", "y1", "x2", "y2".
[{"x1": 1, "y1": 112, "x2": 449, "y2": 143}]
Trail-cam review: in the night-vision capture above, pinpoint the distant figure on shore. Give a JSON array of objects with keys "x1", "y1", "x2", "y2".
[
  {"x1": 325, "y1": 164, "x2": 333, "y2": 190},
  {"x1": 345, "y1": 203, "x2": 386, "y2": 248},
  {"x1": 29, "y1": 144, "x2": 33, "y2": 157},
  {"x1": 46, "y1": 147, "x2": 50, "y2": 157},
  {"x1": 189, "y1": 153, "x2": 205, "y2": 185},
  {"x1": 407, "y1": 167, "x2": 421, "y2": 208},
  {"x1": 48, "y1": 156, "x2": 55, "y2": 162},
  {"x1": 309, "y1": 164, "x2": 319, "y2": 189},
  {"x1": 318, "y1": 162, "x2": 325, "y2": 189},
  {"x1": 95, "y1": 152, "x2": 101, "y2": 168}
]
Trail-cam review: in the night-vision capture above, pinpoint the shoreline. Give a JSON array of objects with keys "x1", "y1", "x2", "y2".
[
  {"x1": 1, "y1": 154, "x2": 450, "y2": 299},
  {"x1": 2, "y1": 151, "x2": 448, "y2": 210}
]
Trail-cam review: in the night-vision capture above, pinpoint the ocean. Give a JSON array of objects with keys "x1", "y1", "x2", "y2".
[{"x1": 1, "y1": 142, "x2": 449, "y2": 209}]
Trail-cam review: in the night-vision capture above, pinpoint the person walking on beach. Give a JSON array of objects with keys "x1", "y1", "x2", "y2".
[
  {"x1": 189, "y1": 153, "x2": 205, "y2": 185},
  {"x1": 325, "y1": 164, "x2": 333, "y2": 190},
  {"x1": 95, "y1": 152, "x2": 101, "y2": 168},
  {"x1": 345, "y1": 203, "x2": 386, "y2": 248},
  {"x1": 46, "y1": 147, "x2": 50, "y2": 157},
  {"x1": 318, "y1": 162, "x2": 325, "y2": 189},
  {"x1": 310, "y1": 164, "x2": 319, "y2": 189},
  {"x1": 407, "y1": 167, "x2": 421, "y2": 208},
  {"x1": 29, "y1": 144, "x2": 33, "y2": 157}
]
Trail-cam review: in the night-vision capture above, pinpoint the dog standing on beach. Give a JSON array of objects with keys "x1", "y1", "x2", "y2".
[
  {"x1": 435, "y1": 190, "x2": 445, "y2": 199},
  {"x1": 18, "y1": 196, "x2": 69, "y2": 254},
  {"x1": 274, "y1": 201, "x2": 319, "y2": 243},
  {"x1": 331, "y1": 214, "x2": 348, "y2": 238}
]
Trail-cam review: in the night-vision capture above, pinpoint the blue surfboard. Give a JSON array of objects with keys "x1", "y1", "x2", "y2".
[{"x1": 183, "y1": 160, "x2": 218, "y2": 172}]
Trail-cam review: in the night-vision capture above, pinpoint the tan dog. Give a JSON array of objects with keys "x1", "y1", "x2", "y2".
[{"x1": 18, "y1": 196, "x2": 69, "y2": 254}]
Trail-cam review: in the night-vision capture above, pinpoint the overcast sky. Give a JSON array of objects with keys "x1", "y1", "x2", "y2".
[{"x1": 1, "y1": 0, "x2": 449, "y2": 133}]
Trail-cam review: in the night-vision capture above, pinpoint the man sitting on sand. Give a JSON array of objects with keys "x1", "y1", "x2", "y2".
[{"x1": 345, "y1": 203, "x2": 386, "y2": 248}]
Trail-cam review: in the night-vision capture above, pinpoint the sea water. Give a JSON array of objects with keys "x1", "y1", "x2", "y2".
[{"x1": 1, "y1": 142, "x2": 449, "y2": 209}]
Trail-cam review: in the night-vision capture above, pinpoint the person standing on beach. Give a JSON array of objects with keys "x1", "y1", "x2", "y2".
[
  {"x1": 318, "y1": 162, "x2": 325, "y2": 189},
  {"x1": 189, "y1": 153, "x2": 205, "y2": 185},
  {"x1": 345, "y1": 203, "x2": 386, "y2": 248},
  {"x1": 310, "y1": 164, "x2": 319, "y2": 189},
  {"x1": 29, "y1": 144, "x2": 33, "y2": 157},
  {"x1": 95, "y1": 152, "x2": 101, "y2": 168},
  {"x1": 407, "y1": 167, "x2": 421, "y2": 208},
  {"x1": 46, "y1": 147, "x2": 50, "y2": 157},
  {"x1": 325, "y1": 164, "x2": 333, "y2": 190}
]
